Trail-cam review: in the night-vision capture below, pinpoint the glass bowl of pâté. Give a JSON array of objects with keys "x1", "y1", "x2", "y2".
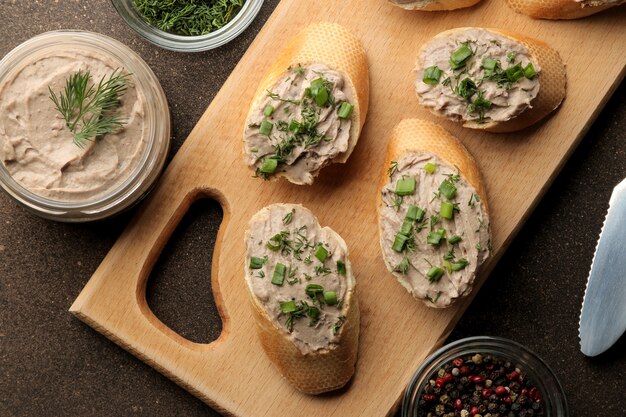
[
  {"x1": 0, "y1": 30, "x2": 170, "y2": 222},
  {"x1": 111, "y1": 0, "x2": 264, "y2": 52},
  {"x1": 403, "y1": 336, "x2": 568, "y2": 417}
]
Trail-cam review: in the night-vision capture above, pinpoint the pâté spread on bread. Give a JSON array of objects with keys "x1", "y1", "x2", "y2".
[
  {"x1": 415, "y1": 28, "x2": 540, "y2": 125},
  {"x1": 242, "y1": 22, "x2": 369, "y2": 185},
  {"x1": 378, "y1": 119, "x2": 491, "y2": 308},
  {"x1": 245, "y1": 204, "x2": 353, "y2": 352},
  {"x1": 380, "y1": 154, "x2": 490, "y2": 307},
  {"x1": 0, "y1": 50, "x2": 145, "y2": 202},
  {"x1": 244, "y1": 203, "x2": 359, "y2": 394},
  {"x1": 244, "y1": 63, "x2": 355, "y2": 184}
]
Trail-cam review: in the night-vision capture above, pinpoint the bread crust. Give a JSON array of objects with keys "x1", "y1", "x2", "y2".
[
  {"x1": 389, "y1": 0, "x2": 481, "y2": 11},
  {"x1": 378, "y1": 119, "x2": 490, "y2": 306},
  {"x1": 244, "y1": 204, "x2": 360, "y2": 394},
  {"x1": 244, "y1": 23, "x2": 369, "y2": 184},
  {"x1": 505, "y1": 0, "x2": 623, "y2": 19},
  {"x1": 415, "y1": 27, "x2": 567, "y2": 133}
]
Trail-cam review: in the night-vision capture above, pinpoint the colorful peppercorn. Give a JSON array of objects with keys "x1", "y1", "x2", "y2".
[{"x1": 415, "y1": 353, "x2": 545, "y2": 417}]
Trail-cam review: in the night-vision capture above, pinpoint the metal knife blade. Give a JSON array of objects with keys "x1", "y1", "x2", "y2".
[{"x1": 579, "y1": 177, "x2": 626, "y2": 357}]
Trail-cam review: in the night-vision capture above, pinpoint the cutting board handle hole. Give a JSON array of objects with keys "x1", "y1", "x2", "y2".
[{"x1": 145, "y1": 197, "x2": 224, "y2": 344}]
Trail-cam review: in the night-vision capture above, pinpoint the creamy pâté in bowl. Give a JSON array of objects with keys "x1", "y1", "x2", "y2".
[{"x1": 0, "y1": 31, "x2": 170, "y2": 222}]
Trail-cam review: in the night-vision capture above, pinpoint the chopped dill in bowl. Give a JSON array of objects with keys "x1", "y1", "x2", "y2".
[{"x1": 131, "y1": 0, "x2": 246, "y2": 36}]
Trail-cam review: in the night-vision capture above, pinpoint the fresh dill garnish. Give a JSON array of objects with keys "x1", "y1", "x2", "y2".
[
  {"x1": 49, "y1": 69, "x2": 129, "y2": 148},
  {"x1": 282, "y1": 208, "x2": 295, "y2": 225},
  {"x1": 332, "y1": 315, "x2": 346, "y2": 335},
  {"x1": 314, "y1": 265, "x2": 331, "y2": 276},
  {"x1": 388, "y1": 161, "x2": 398, "y2": 178},
  {"x1": 266, "y1": 90, "x2": 302, "y2": 105},
  {"x1": 131, "y1": 0, "x2": 244, "y2": 36},
  {"x1": 394, "y1": 256, "x2": 410, "y2": 274}
]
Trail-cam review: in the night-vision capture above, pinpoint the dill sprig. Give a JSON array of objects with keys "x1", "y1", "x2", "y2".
[
  {"x1": 49, "y1": 69, "x2": 129, "y2": 148},
  {"x1": 132, "y1": 0, "x2": 245, "y2": 36}
]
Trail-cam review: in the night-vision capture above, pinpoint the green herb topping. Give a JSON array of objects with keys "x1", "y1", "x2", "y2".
[
  {"x1": 314, "y1": 244, "x2": 329, "y2": 262},
  {"x1": 271, "y1": 262, "x2": 286, "y2": 286},
  {"x1": 439, "y1": 179, "x2": 457, "y2": 200},
  {"x1": 426, "y1": 266, "x2": 445, "y2": 283},
  {"x1": 395, "y1": 177, "x2": 417, "y2": 196},
  {"x1": 338, "y1": 102, "x2": 354, "y2": 119},
  {"x1": 337, "y1": 260, "x2": 346, "y2": 276},
  {"x1": 249, "y1": 256, "x2": 267, "y2": 270},
  {"x1": 449, "y1": 43, "x2": 474, "y2": 70},
  {"x1": 424, "y1": 162, "x2": 438, "y2": 174},
  {"x1": 49, "y1": 69, "x2": 129, "y2": 148},
  {"x1": 131, "y1": 0, "x2": 244, "y2": 36},
  {"x1": 423, "y1": 66, "x2": 443, "y2": 85}
]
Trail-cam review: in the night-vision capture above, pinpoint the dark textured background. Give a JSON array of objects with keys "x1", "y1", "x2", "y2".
[{"x1": 0, "y1": 1, "x2": 624, "y2": 416}]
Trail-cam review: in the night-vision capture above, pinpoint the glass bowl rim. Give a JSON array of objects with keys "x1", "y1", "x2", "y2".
[{"x1": 110, "y1": 0, "x2": 265, "y2": 52}]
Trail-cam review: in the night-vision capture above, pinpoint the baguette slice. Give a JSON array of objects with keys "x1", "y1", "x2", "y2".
[
  {"x1": 415, "y1": 27, "x2": 566, "y2": 133},
  {"x1": 506, "y1": 0, "x2": 625, "y2": 19},
  {"x1": 243, "y1": 23, "x2": 369, "y2": 185},
  {"x1": 378, "y1": 119, "x2": 490, "y2": 307},
  {"x1": 389, "y1": 0, "x2": 481, "y2": 10},
  {"x1": 244, "y1": 204, "x2": 359, "y2": 394}
]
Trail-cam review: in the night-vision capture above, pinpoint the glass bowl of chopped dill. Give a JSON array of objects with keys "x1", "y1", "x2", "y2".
[{"x1": 111, "y1": 0, "x2": 264, "y2": 52}]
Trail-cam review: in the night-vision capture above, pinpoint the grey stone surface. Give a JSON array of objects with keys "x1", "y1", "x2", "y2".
[{"x1": 0, "y1": 1, "x2": 624, "y2": 416}]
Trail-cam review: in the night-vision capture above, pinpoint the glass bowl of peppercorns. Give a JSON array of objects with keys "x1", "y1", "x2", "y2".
[{"x1": 402, "y1": 336, "x2": 568, "y2": 417}]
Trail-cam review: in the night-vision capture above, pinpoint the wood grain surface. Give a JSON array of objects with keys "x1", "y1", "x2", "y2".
[{"x1": 70, "y1": 0, "x2": 626, "y2": 415}]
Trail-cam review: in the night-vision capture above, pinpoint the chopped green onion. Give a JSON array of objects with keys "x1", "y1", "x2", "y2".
[
  {"x1": 406, "y1": 205, "x2": 425, "y2": 222},
  {"x1": 314, "y1": 244, "x2": 329, "y2": 262},
  {"x1": 249, "y1": 256, "x2": 266, "y2": 269},
  {"x1": 309, "y1": 78, "x2": 324, "y2": 96},
  {"x1": 440, "y1": 201, "x2": 455, "y2": 220},
  {"x1": 423, "y1": 65, "x2": 442, "y2": 85},
  {"x1": 259, "y1": 120, "x2": 273, "y2": 136},
  {"x1": 338, "y1": 102, "x2": 353, "y2": 119},
  {"x1": 260, "y1": 158, "x2": 278, "y2": 174},
  {"x1": 308, "y1": 306, "x2": 320, "y2": 324},
  {"x1": 443, "y1": 260, "x2": 453, "y2": 272},
  {"x1": 426, "y1": 266, "x2": 445, "y2": 282},
  {"x1": 395, "y1": 178, "x2": 416, "y2": 196},
  {"x1": 263, "y1": 105, "x2": 274, "y2": 117},
  {"x1": 448, "y1": 235, "x2": 462, "y2": 245},
  {"x1": 305, "y1": 283, "x2": 324, "y2": 298},
  {"x1": 427, "y1": 229, "x2": 446, "y2": 246},
  {"x1": 324, "y1": 291, "x2": 338, "y2": 305},
  {"x1": 424, "y1": 162, "x2": 438, "y2": 174},
  {"x1": 400, "y1": 219, "x2": 413, "y2": 236},
  {"x1": 439, "y1": 179, "x2": 457, "y2": 200},
  {"x1": 315, "y1": 87, "x2": 329, "y2": 106},
  {"x1": 451, "y1": 258, "x2": 469, "y2": 271},
  {"x1": 392, "y1": 233, "x2": 409, "y2": 252},
  {"x1": 524, "y1": 63, "x2": 537, "y2": 79},
  {"x1": 450, "y1": 44, "x2": 474, "y2": 70},
  {"x1": 456, "y1": 78, "x2": 477, "y2": 102},
  {"x1": 280, "y1": 300, "x2": 297, "y2": 313},
  {"x1": 272, "y1": 263, "x2": 286, "y2": 285},
  {"x1": 482, "y1": 57, "x2": 498, "y2": 71},
  {"x1": 505, "y1": 64, "x2": 524, "y2": 83},
  {"x1": 288, "y1": 119, "x2": 301, "y2": 133},
  {"x1": 337, "y1": 260, "x2": 346, "y2": 276}
]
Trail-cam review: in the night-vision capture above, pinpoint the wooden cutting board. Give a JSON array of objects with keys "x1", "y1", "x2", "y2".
[{"x1": 70, "y1": 0, "x2": 626, "y2": 415}]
